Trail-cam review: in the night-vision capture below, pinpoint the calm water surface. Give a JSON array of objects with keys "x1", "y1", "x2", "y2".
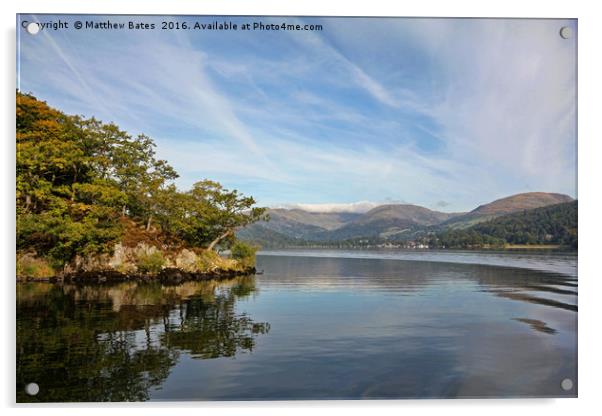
[{"x1": 16, "y1": 249, "x2": 577, "y2": 401}]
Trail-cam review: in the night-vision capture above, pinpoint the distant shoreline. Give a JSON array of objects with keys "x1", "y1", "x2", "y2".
[
  {"x1": 502, "y1": 244, "x2": 563, "y2": 250},
  {"x1": 255, "y1": 245, "x2": 574, "y2": 252}
]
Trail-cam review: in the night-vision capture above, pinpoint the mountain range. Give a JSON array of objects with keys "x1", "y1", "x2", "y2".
[{"x1": 237, "y1": 192, "x2": 574, "y2": 247}]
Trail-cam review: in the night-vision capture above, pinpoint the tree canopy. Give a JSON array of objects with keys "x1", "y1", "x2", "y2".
[
  {"x1": 16, "y1": 92, "x2": 267, "y2": 268},
  {"x1": 430, "y1": 201, "x2": 577, "y2": 249}
]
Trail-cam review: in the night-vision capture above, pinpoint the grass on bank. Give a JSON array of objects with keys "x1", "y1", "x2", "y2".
[{"x1": 17, "y1": 254, "x2": 56, "y2": 279}]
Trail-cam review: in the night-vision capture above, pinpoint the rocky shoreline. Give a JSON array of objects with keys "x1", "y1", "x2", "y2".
[
  {"x1": 16, "y1": 266, "x2": 257, "y2": 285},
  {"x1": 17, "y1": 240, "x2": 259, "y2": 285}
]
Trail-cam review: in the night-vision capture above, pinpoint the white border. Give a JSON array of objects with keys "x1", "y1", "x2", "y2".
[{"x1": 3, "y1": 1, "x2": 601, "y2": 415}]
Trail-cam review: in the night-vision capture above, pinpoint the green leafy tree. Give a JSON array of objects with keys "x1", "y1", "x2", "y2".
[
  {"x1": 17, "y1": 93, "x2": 126, "y2": 266},
  {"x1": 182, "y1": 180, "x2": 268, "y2": 250},
  {"x1": 17, "y1": 91, "x2": 267, "y2": 270},
  {"x1": 111, "y1": 134, "x2": 178, "y2": 230}
]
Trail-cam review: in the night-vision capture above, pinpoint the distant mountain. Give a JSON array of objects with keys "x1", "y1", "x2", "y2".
[
  {"x1": 355, "y1": 204, "x2": 461, "y2": 225},
  {"x1": 254, "y1": 212, "x2": 325, "y2": 240},
  {"x1": 236, "y1": 209, "x2": 362, "y2": 247},
  {"x1": 247, "y1": 209, "x2": 362, "y2": 240},
  {"x1": 236, "y1": 224, "x2": 303, "y2": 248},
  {"x1": 240, "y1": 204, "x2": 464, "y2": 246},
  {"x1": 472, "y1": 192, "x2": 573, "y2": 215},
  {"x1": 269, "y1": 209, "x2": 361, "y2": 231},
  {"x1": 434, "y1": 201, "x2": 577, "y2": 248},
  {"x1": 238, "y1": 192, "x2": 575, "y2": 247},
  {"x1": 441, "y1": 192, "x2": 574, "y2": 229},
  {"x1": 312, "y1": 204, "x2": 463, "y2": 241},
  {"x1": 473, "y1": 200, "x2": 577, "y2": 246}
]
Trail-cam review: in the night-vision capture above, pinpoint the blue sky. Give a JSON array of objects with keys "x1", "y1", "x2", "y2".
[{"x1": 17, "y1": 15, "x2": 577, "y2": 212}]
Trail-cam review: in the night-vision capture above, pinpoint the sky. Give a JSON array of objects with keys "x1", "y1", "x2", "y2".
[{"x1": 17, "y1": 15, "x2": 577, "y2": 213}]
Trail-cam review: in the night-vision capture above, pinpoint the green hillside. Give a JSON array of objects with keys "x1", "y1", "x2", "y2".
[
  {"x1": 237, "y1": 224, "x2": 307, "y2": 248},
  {"x1": 432, "y1": 201, "x2": 577, "y2": 249},
  {"x1": 441, "y1": 192, "x2": 574, "y2": 229}
]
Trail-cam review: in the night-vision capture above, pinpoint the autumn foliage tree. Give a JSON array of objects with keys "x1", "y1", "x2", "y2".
[
  {"x1": 17, "y1": 93, "x2": 126, "y2": 266},
  {"x1": 16, "y1": 92, "x2": 266, "y2": 268}
]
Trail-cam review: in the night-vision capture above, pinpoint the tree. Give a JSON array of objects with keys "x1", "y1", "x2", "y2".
[
  {"x1": 16, "y1": 93, "x2": 126, "y2": 266},
  {"x1": 182, "y1": 180, "x2": 268, "y2": 250},
  {"x1": 16, "y1": 91, "x2": 268, "y2": 270},
  {"x1": 109, "y1": 133, "x2": 178, "y2": 229}
]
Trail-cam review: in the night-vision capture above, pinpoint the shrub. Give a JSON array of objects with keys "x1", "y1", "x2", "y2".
[
  {"x1": 196, "y1": 250, "x2": 220, "y2": 272},
  {"x1": 136, "y1": 251, "x2": 165, "y2": 274},
  {"x1": 17, "y1": 253, "x2": 56, "y2": 279},
  {"x1": 230, "y1": 241, "x2": 258, "y2": 269},
  {"x1": 195, "y1": 249, "x2": 239, "y2": 272}
]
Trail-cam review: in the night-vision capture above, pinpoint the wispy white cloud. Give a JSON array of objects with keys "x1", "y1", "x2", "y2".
[
  {"x1": 407, "y1": 19, "x2": 577, "y2": 194},
  {"x1": 286, "y1": 25, "x2": 401, "y2": 109},
  {"x1": 18, "y1": 16, "x2": 577, "y2": 212},
  {"x1": 322, "y1": 18, "x2": 577, "y2": 199},
  {"x1": 277, "y1": 201, "x2": 381, "y2": 214}
]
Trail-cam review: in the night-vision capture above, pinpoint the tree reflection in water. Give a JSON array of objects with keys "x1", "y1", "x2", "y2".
[{"x1": 16, "y1": 276, "x2": 269, "y2": 402}]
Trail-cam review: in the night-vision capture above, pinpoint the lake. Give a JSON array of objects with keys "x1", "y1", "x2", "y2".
[{"x1": 16, "y1": 249, "x2": 577, "y2": 402}]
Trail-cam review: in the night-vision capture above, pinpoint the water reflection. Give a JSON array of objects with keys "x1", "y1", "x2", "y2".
[
  {"x1": 260, "y1": 249, "x2": 578, "y2": 277},
  {"x1": 492, "y1": 290, "x2": 578, "y2": 312},
  {"x1": 16, "y1": 276, "x2": 269, "y2": 402},
  {"x1": 513, "y1": 318, "x2": 557, "y2": 334},
  {"x1": 163, "y1": 283, "x2": 270, "y2": 359},
  {"x1": 17, "y1": 254, "x2": 577, "y2": 401},
  {"x1": 257, "y1": 255, "x2": 578, "y2": 316}
]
